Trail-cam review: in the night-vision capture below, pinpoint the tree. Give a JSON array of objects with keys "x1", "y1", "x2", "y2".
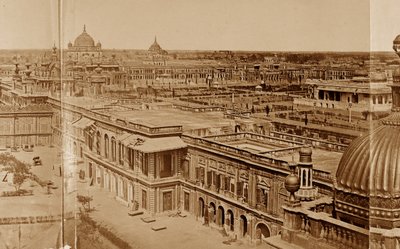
[
  {"x1": 13, "y1": 173, "x2": 25, "y2": 192},
  {"x1": 77, "y1": 195, "x2": 93, "y2": 212},
  {"x1": 0, "y1": 153, "x2": 30, "y2": 193}
]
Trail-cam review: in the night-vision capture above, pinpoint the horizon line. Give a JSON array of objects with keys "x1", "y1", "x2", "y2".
[{"x1": 0, "y1": 48, "x2": 394, "y2": 53}]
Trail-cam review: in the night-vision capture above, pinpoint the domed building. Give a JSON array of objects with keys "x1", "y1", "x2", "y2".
[
  {"x1": 145, "y1": 36, "x2": 168, "y2": 66},
  {"x1": 335, "y1": 111, "x2": 400, "y2": 230},
  {"x1": 333, "y1": 34, "x2": 400, "y2": 231},
  {"x1": 265, "y1": 34, "x2": 400, "y2": 249},
  {"x1": 66, "y1": 25, "x2": 102, "y2": 62},
  {"x1": 148, "y1": 36, "x2": 167, "y2": 55}
]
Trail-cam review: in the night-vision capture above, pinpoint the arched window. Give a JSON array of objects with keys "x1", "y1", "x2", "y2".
[
  {"x1": 118, "y1": 141, "x2": 122, "y2": 165},
  {"x1": 104, "y1": 134, "x2": 109, "y2": 158},
  {"x1": 111, "y1": 137, "x2": 116, "y2": 161},
  {"x1": 96, "y1": 131, "x2": 101, "y2": 155}
]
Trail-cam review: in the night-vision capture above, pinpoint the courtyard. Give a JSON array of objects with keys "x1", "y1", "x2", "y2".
[
  {"x1": 78, "y1": 182, "x2": 266, "y2": 249},
  {"x1": 0, "y1": 146, "x2": 70, "y2": 249}
]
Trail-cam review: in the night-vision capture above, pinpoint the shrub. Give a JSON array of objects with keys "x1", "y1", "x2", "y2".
[{"x1": 80, "y1": 213, "x2": 133, "y2": 249}]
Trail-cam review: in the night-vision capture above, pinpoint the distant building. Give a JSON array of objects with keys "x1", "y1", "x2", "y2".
[
  {"x1": 66, "y1": 25, "x2": 102, "y2": 63},
  {"x1": 144, "y1": 36, "x2": 168, "y2": 66},
  {"x1": 264, "y1": 32, "x2": 400, "y2": 249},
  {"x1": 294, "y1": 74, "x2": 392, "y2": 113},
  {"x1": 0, "y1": 104, "x2": 53, "y2": 148}
]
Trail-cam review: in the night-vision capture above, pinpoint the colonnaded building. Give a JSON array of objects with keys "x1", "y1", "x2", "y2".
[
  {"x1": 1, "y1": 27, "x2": 399, "y2": 248},
  {"x1": 56, "y1": 28, "x2": 342, "y2": 244}
]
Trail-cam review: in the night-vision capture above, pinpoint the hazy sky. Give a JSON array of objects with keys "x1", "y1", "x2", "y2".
[{"x1": 0, "y1": 0, "x2": 398, "y2": 51}]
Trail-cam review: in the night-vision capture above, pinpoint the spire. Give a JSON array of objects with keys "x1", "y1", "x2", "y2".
[
  {"x1": 83, "y1": 24, "x2": 86, "y2": 32},
  {"x1": 154, "y1": 36, "x2": 157, "y2": 43}
]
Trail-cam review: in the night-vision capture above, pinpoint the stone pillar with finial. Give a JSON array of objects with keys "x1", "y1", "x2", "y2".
[{"x1": 284, "y1": 162, "x2": 300, "y2": 207}]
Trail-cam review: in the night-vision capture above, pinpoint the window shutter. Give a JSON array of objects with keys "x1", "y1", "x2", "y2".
[
  {"x1": 264, "y1": 192, "x2": 268, "y2": 206},
  {"x1": 212, "y1": 171, "x2": 217, "y2": 186},
  {"x1": 195, "y1": 167, "x2": 200, "y2": 180},
  {"x1": 256, "y1": 188, "x2": 262, "y2": 203},
  {"x1": 216, "y1": 174, "x2": 221, "y2": 189},
  {"x1": 237, "y1": 182, "x2": 243, "y2": 195},
  {"x1": 207, "y1": 171, "x2": 212, "y2": 186}
]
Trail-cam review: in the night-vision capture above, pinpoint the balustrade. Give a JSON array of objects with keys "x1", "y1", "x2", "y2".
[{"x1": 315, "y1": 221, "x2": 369, "y2": 249}]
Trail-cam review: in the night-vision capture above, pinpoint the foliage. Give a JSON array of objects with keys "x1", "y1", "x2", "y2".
[
  {"x1": 0, "y1": 153, "x2": 31, "y2": 192},
  {"x1": 285, "y1": 53, "x2": 326, "y2": 64},
  {"x1": 80, "y1": 212, "x2": 133, "y2": 249},
  {"x1": 2, "y1": 189, "x2": 33, "y2": 197},
  {"x1": 77, "y1": 194, "x2": 93, "y2": 212}
]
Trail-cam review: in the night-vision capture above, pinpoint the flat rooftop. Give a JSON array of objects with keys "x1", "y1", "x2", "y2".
[
  {"x1": 63, "y1": 96, "x2": 115, "y2": 108},
  {"x1": 277, "y1": 148, "x2": 342, "y2": 173},
  {"x1": 197, "y1": 133, "x2": 341, "y2": 174},
  {"x1": 103, "y1": 107, "x2": 233, "y2": 131}
]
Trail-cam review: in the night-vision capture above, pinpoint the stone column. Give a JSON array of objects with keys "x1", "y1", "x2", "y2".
[
  {"x1": 148, "y1": 153, "x2": 155, "y2": 180},
  {"x1": 248, "y1": 170, "x2": 257, "y2": 208}
]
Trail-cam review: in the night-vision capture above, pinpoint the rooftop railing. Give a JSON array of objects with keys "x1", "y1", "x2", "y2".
[{"x1": 48, "y1": 97, "x2": 183, "y2": 136}]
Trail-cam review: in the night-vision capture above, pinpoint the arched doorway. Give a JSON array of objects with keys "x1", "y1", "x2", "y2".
[
  {"x1": 256, "y1": 223, "x2": 271, "y2": 240},
  {"x1": 209, "y1": 202, "x2": 216, "y2": 223},
  {"x1": 235, "y1": 125, "x2": 241, "y2": 133},
  {"x1": 199, "y1": 198, "x2": 205, "y2": 217},
  {"x1": 217, "y1": 206, "x2": 225, "y2": 227},
  {"x1": 227, "y1": 210, "x2": 234, "y2": 231},
  {"x1": 240, "y1": 215, "x2": 248, "y2": 237},
  {"x1": 256, "y1": 223, "x2": 271, "y2": 238}
]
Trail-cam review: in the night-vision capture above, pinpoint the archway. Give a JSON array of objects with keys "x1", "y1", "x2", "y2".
[
  {"x1": 256, "y1": 223, "x2": 271, "y2": 240},
  {"x1": 217, "y1": 206, "x2": 225, "y2": 227},
  {"x1": 235, "y1": 125, "x2": 241, "y2": 133},
  {"x1": 240, "y1": 215, "x2": 248, "y2": 237},
  {"x1": 199, "y1": 197, "x2": 205, "y2": 217},
  {"x1": 104, "y1": 134, "x2": 109, "y2": 158},
  {"x1": 227, "y1": 209, "x2": 234, "y2": 231},
  {"x1": 96, "y1": 131, "x2": 101, "y2": 155},
  {"x1": 209, "y1": 202, "x2": 216, "y2": 223}
]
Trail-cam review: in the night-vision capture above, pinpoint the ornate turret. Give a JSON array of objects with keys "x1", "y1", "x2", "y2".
[{"x1": 295, "y1": 146, "x2": 318, "y2": 201}]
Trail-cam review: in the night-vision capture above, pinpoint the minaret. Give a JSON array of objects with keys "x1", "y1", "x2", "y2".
[
  {"x1": 391, "y1": 35, "x2": 400, "y2": 110},
  {"x1": 51, "y1": 42, "x2": 58, "y2": 62}
]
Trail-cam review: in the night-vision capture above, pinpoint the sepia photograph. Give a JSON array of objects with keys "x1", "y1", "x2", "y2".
[{"x1": 0, "y1": 0, "x2": 399, "y2": 248}]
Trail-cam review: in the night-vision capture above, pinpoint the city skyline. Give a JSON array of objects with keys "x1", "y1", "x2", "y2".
[{"x1": 0, "y1": 0, "x2": 399, "y2": 52}]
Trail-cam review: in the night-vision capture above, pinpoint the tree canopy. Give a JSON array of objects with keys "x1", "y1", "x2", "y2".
[{"x1": 0, "y1": 153, "x2": 31, "y2": 191}]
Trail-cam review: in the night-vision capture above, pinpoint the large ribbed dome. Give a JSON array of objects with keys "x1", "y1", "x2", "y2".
[
  {"x1": 394, "y1": 35, "x2": 400, "y2": 45},
  {"x1": 336, "y1": 35, "x2": 400, "y2": 200},
  {"x1": 74, "y1": 25, "x2": 95, "y2": 47},
  {"x1": 334, "y1": 33, "x2": 400, "y2": 229},
  {"x1": 336, "y1": 120, "x2": 400, "y2": 198}
]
